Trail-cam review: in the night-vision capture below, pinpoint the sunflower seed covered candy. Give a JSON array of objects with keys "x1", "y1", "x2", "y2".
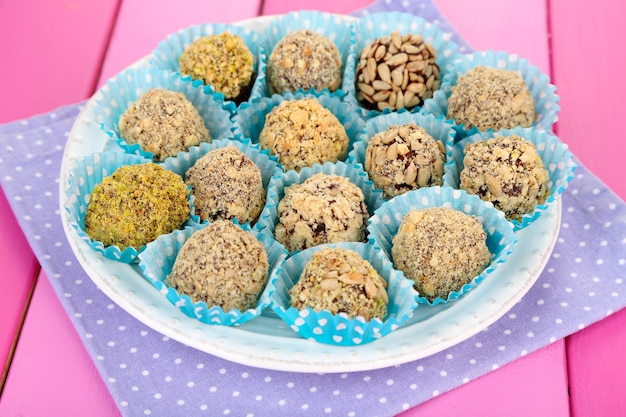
[{"x1": 356, "y1": 31, "x2": 440, "y2": 112}]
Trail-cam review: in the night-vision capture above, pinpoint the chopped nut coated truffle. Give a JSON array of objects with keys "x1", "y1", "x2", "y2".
[
  {"x1": 289, "y1": 247, "x2": 388, "y2": 321},
  {"x1": 259, "y1": 98, "x2": 349, "y2": 172},
  {"x1": 460, "y1": 134, "x2": 550, "y2": 221},
  {"x1": 275, "y1": 173, "x2": 369, "y2": 252},
  {"x1": 365, "y1": 123, "x2": 446, "y2": 199},
  {"x1": 356, "y1": 31, "x2": 440, "y2": 112}
]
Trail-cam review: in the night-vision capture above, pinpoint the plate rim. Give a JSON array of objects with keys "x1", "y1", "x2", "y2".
[{"x1": 58, "y1": 13, "x2": 561, "y2": 373}]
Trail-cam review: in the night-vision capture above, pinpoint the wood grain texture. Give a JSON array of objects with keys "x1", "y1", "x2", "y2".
[
  {"x1": 261, "y1": 0, "x2": 374, "y2": 15},
  {"x1": 0, "y1": 272, "x2": 120, "y2": 417},
  {"x1": 545, "y1": 0, "x2": 626, "y2": 415},
  {"x1": 0, "y1": 0, "x2": 121, "y2": 123},
  {"x1": 435, "y1": 0, "x2": 550, "y2": 74},
  {"x1": 97, "y1": 0, "x2": 263, "y2": 86},
  {"x1": 549, "y1": 0, "x2": 626, "y2": 200},
  {"x1": 398, "y1": 342, "x2": 569, "y2": 417},
  {"x1": 0, "y1": 188, "x2": 39, "y2": 392},
  {"x1": 3, "y1": 0, "x2": 624, "y2": 415}
]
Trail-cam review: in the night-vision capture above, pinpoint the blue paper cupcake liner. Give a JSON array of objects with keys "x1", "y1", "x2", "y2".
[
  {"x1": 257, "y1": 10, "x2": 357, "y2": 99},
  {"x1": 269, "y1": 241, "x2": 418, "y2": 345},
  {"x1": 138, "y1": 223, "x2": 288, "y2": 326},
  {"x1": 92, "y1": 66, "x2": 236, "y2": 161},
  {"x1": 255, "y1": 160, "x2": 385, "y2": 251},
  {"x1": 367, "y1": 186, "x2": 517, "y2": 306},
  {"x1": 351, "y1": 11, "x2": 462, "y2": 118},
  {"x1": 161, "y1": 138, "x2": 283, "y2": 225},
  {"x1": 64, "y1": 152, "x2": 196, "y2": 263},
  {"x1": 444, "y1": 126, "x2": 576, "y2": 230},
  {"x1": 349, "y1": 112, "x2": 455, "y2": 198},
  {"x1": 150, "y1": 22, "x2": 265, "y2": 104},
  {"x1": 233, "y1": 92, "x2": 366, "y2": 170},
  {"x1": 422, "y1": 50, "x2": 560, "y2": 138}
]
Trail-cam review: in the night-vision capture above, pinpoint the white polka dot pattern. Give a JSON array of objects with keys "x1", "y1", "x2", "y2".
[{"x1": 1, "y1": 1, "x2": 625, "y2": 416}]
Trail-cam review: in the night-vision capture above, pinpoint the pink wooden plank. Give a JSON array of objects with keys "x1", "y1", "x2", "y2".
[
  {"x1": 550, "y1": 1, "x2": 626, "y2": 415},
  {"x1": 0, "y1": 0, "x2": 121, "y2": 123},
  {"x1": 0, "y1": 187, "x2": 39, "y2": 390},
  {"x1": 399, "y1": 342, "x2": 569, "y2": 417},
  {"x1": 0, "y1": 271, "x2": 121, "y2": 417},
  {"x1": 261, "y1": 0, "x2": 374, "y2": 16},
  {"x1": 97, "y1": 0, "x2": 264, "y2": 87},
  {"x1": 567, "y1": 309, "x2": 626, "y2": 417},
  {"x1": 435, "y1": 0, "x2": 550, "y2": 74},
  {"x1": 549, "y1": 0, "x2": 626, "y2": 201}
]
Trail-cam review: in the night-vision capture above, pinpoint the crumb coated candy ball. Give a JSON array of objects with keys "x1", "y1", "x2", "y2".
[
  {"x1": 185, "y1": 146, "x2": 265, "y2": 224},
  {"x1": 259, "y1": 98, "x2": 349, "y2": 172},
  {"x1": 289, "y1": 247, "x2": 388, "y2": 321},
  {"x1": 365, "y1": 123, "x2": 446, "y2": 199},
  {"x1": 460, "y1": 134, "x2": 550, "y2": 221},
  {"x1": 275, "y1": 173, "x2": 368, "y2": 252},
  {"x1": 166, "y1": 220, "x2": 269, "y2": 312},
  {"x1": 267, "y1": 29, "x2": 342, "y2": 95},
  {"x1": 119, "y1": 88, "x2": 211, "y2": 162},
  {"x1": 356, "y1": 31, "x2": 440, "y2": 112},
  {"x1": 392, "y1": 207, "x2": 491, "y2": 301},
  {"x1": 447, "y1": 66, "x2": 536, "y2": 131},
  {"x1": 85, "y1": 163, "x2": 190, "y2": 251},
  {"x1": 179, "y1": 32, "x2": 254, "y2": 100}
]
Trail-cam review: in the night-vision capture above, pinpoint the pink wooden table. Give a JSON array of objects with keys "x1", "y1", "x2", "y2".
[{"x1": 1, "y1": 0, "x2": 625, "y2": 415}]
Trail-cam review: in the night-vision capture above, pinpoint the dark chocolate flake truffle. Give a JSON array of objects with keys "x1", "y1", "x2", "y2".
[
  {"x1": 118, "y1": 88, "x2": 211, "y2": 162},
  {"x1": 185, "y1": 146, "x2": 265, "y2": 224},
  {"x1": 392, "y1": 207, "x2": 491, "y2": 301},
  {"x1": 166, "y1": 220, "x2": 269, "y2": 312}
]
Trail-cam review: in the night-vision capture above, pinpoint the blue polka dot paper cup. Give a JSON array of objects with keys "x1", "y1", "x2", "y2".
[
  {"x1": 258, "y1": 10, "x2": 356, "y2": 99},
  {"x1": 161, "y1": 138, "x2": 282, "y2": 225},
  {"x1": 351, "y1": 11, "x2": 462, "y2": 118},
  {"x1": 367, "y1": 186, "x2": 517, "y2": 305},
  {"x1": 422, "y1": 50, "x2": 560, "y2": 138},
  {"x1": 63, "y1": 152, "x2": 195, "y2": 264},
  {"x1": 269, "y1": 241, "x2": 418, "y2": 346},
  {"x1": 349, "y1": 111, "x2": 455, "y2": 199},
  {"x1": 150, "y1": 22, "x2": 265, "y2": 104},
  {"x1": 444, "y1": 126, "x2": 576, "y2": 230},
  {"x1": 255, "y1": 160, "x2": 385, "y2": 252},
  {"x1": 233, "y1": 92, "x2": 366, "y2": 171},
  {"x1": 92, "y1": 66, "x2": 235, "y2": 162},
  {"x1": 138, "y1": 223, "x2": 288, "y2": 326}
]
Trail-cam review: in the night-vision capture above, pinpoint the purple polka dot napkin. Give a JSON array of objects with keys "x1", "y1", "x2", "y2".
[{"x1": 1, "y1": 1, "x2": 625, "y2": 416}]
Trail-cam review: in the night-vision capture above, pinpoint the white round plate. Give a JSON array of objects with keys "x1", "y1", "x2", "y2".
[{"x1": 59, "y1": 14, "x2": 561, "y2": 373}]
